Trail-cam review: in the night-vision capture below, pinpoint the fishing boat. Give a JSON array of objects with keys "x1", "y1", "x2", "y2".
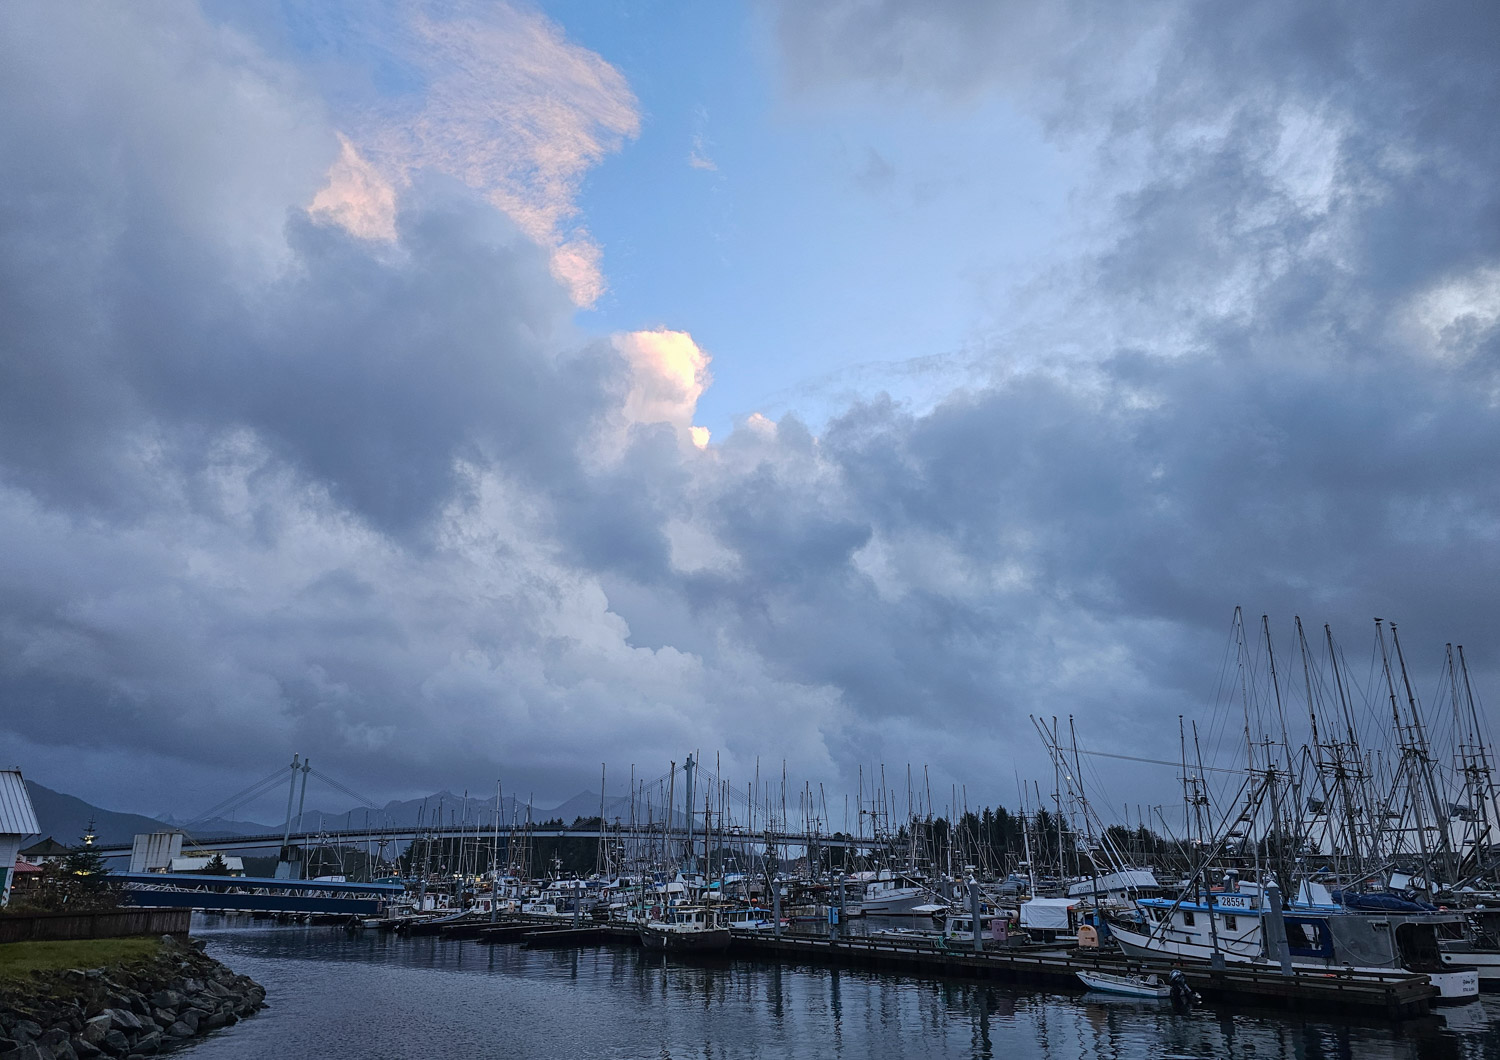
[
  {"x1": 638, "y1": 905, "x2": 732, "y2": 953},
  {"x1": 1076, "y1": 970, "x2": 1172, "y2": 998},
  {"x1": 861, "y1": 871, "x2": 940, "y2": 916},
  {"x1": 1109, "y1": 885, "x2": 1480, "y2": 1001}
]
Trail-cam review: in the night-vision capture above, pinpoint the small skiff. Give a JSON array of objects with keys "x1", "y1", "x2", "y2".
[{"x1": 1076, "y1": 970, "x2": 1172, "y2": 998}]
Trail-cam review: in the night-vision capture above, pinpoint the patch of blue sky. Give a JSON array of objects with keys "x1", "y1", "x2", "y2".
[{"x1": 552, "y1": 2, "x2": 1083, "y2": 436}]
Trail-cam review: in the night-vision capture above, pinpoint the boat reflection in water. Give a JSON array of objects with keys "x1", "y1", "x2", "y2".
[{"x1": 183, "y1": 919, "x2": 1498, "y2": 1060}]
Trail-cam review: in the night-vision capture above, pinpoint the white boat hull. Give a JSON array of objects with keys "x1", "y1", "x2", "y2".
[
  {"x1": 1111, "y1": 922, "x2": 1480, "y2": 1002},
  {"x1": 1441, "y1": 947, "x2": 1500, "y2": 991},
  {"x1": 862, "y1": 888, "x2": 933, "y2": 916},
  {"x1": 1076, "y1": 970, "x2": 1171, "y2": 998}
]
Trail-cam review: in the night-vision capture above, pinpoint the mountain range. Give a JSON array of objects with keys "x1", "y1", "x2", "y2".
[{"x1": 20, "y1": 781, "x2": 684, "y2": 848}]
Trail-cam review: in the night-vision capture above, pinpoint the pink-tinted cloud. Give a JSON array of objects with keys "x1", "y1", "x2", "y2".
[
  {"x1": 299, "y1": 2, "x2": 637, "y2": 304},
  {"x1": 614, "y1": 328, "x2": 714, "y2": 445},
  {"x1": 309, "y1": 134, "x2": 397, "y2": 241}
]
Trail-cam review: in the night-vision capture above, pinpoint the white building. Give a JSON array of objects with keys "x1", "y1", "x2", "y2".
[
  {"x1": 0, "y1": 769, "x2": 41, "y2": 906},
  {"x1": 169, "y1": 855, "x2": 245, "y2": 875}
]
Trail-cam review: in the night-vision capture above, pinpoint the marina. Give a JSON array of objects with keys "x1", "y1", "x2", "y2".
[
  {"x1": 87, "y1": 616, "x2": 1500, "y2": 1029},
  {"x1": 11, "y1": 614, "x2": 1500, "y2": 1046},
  {"x1": 320, "y1": 912, "x2": 1442, "y2": 1018},
  {"x1": 5, "y1": 0, "x2": 1496, "y2": 1055},
  {"x1": 174, "y1": 919, "x2": 1500, "y2": 1060}
]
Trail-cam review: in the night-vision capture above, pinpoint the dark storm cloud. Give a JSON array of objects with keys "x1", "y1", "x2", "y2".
[{"x1": 3, "y1": 0, "x2": 1499, "y2": 816}]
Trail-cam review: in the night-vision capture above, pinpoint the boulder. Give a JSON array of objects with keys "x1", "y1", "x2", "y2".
[
  {"x1": 145, "y1": 994, "x2": 179, "y2": 1014},
  {"x1": 36, "y1": 1028, "x2": 67, "y2": 1051},
  {"x1": 101, "y1": 1013, "x2": 136, "y2": 1036},
  {"x1": 80, "y1": 1017, "x2": 111, "y2": 1047}
]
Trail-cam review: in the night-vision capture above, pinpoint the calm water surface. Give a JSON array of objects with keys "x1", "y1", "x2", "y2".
[{"x1": 180, "y1": 920, "x2": 1497, "y2": 1060}]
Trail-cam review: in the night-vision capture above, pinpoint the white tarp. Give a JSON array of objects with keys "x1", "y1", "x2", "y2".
[
  {"x1": 1019, "y1": 897, "x2": 1079, "y2": 930},
  {"x1": 1066, "y1": 869, "x2": 1160, "y2": 899}
]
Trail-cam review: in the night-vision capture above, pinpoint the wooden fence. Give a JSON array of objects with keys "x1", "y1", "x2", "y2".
[{"x1": 0, "y1": 908, "x2": 191, "y2": 943}]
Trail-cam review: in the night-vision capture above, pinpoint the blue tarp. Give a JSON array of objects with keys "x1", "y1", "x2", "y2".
[
  {"x1": 112, "y1": 871, "x2": 404, "y2": 895},
  {"x1": 1330, "y1": 890, "x2": 1436, "y2": 912}
]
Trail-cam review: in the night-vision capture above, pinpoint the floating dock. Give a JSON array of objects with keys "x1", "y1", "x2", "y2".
[
  {"x1": 724, "y1": 931, "x2": 1437, "y2": 1019},
  {"x1": 422, "y1": 917, "x2": 1436, "y2": 1019}
]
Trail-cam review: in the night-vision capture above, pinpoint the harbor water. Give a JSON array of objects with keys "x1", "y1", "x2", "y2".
[{"x1": 181, "y1": 919, "x2": 1497, "y2": 1060}]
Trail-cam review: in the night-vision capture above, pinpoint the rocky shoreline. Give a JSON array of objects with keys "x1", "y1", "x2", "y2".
[{"x1": 0, "y1": 935, "x2": 264, "y2": 1059}]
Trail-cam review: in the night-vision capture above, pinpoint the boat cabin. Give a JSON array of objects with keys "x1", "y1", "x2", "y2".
[{"x1": 1019, "y1": 897, "x2": 1081, "y2": 941}]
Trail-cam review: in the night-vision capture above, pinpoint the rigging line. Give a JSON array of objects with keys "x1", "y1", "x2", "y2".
[
  {"x1": 307, "y1": 768, "x2": 378, "y2": 808},
  {"x1": 1074, "y1": 746, "x2": 1250, "y2": 775},
  {"x1": 183, "y1": 766, "x2": 292, "y2": 824}
]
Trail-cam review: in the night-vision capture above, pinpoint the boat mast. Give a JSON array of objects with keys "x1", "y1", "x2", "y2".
[
  {"x1": 1261, "y1": 616, "x2": 1297, "y2": 899},
  {"x1": 1393, "y1": 622, "x2": 1460, "y2": 890},
  {"x1": 1457, "y1": 646, "x2": 1498, "y2": 883}
]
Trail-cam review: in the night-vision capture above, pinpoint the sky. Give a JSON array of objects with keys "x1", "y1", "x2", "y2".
[{"x1": 2, "y1": 0, "x2": 1498, "y2": 828}]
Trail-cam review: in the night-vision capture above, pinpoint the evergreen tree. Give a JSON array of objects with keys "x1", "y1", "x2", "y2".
[{"x1": 58, "y1": 829, "x2": 120, "y2": 911}]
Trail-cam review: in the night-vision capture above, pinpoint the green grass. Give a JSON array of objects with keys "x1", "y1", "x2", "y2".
[{"x1": 0, "y1": 937, "x2": 162, "y2": 980}]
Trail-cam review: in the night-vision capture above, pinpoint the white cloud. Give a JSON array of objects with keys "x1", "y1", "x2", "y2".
[
  {"x1": 689, "y1": 134, "x2": 718, "y2": 171},
  {"x1": 1403, "y1": 265, "x2": 1500, "y2": 364},
  {"x1": 614, "y1": 328, "x2": 714, "y2": 443},
  {"x1": 305, "y1": 1, "x2": 639, "y2": 306}
]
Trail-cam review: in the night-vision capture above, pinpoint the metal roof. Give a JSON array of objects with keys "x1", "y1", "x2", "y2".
[{"x1": 0, "y1": 770, "x2": 41, "y2": 837}]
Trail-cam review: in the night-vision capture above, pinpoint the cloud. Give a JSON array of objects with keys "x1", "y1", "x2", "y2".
[
  {"x1": 301, "y1": 1, "x2": 639, "y2": 306},
  {"x1": 4, "y1": 0, "x2": 1500, "y2": 823},
  {"x1": 614, "y1": 328, "x2": 714, "y2": 444},
  {"x1": 689, "y1": 134, "x2": 718, "y2": 172},
  {"x1": 309, "y1": 135, "x2": 398, "y2": 241}
]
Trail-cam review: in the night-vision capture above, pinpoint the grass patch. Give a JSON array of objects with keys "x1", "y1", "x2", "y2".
[{"x1": 0, "y1": 938, "x2": 162, "y2": 980}]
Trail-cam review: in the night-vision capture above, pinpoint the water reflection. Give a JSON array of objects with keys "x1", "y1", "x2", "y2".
[{"x1": 181, "y1": 921, "x2": 1497, "y2": 1060}]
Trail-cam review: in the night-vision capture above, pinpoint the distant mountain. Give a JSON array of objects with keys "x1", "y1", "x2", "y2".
[
  {"x1": 287, "y1": 791, "x2": 536, "y2": 834},
  {"x1": 22, "y1": 781, "x2": 166, "y2": 848},
  {"x1": 287, "y1": 790, "x2": 686, "y2": 833},
  {"x1": 20, "y1": 781, "x2": 690, "y2": 849},
  {"x1": 547, "y1": 791, "x2": 687, "y2": 829},
  {"x1": 24, "y1": 781, "x2": 274, "y2": 848}
]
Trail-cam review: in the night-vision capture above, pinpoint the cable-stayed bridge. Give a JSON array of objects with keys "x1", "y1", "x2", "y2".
[{"x1": 93, "y1": 753, "x2": 890, "y2": 884}]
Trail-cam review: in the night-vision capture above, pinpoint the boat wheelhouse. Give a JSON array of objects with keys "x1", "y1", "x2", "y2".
[{"x1": 638, "y1": 905, "x2": 732, "y2": 952}]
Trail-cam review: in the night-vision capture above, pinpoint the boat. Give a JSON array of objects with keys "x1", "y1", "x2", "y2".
[
  {"x1": 1076, "y1": 970, "x2": 1172, "y2": 998},
  {"x1": 860, "y1": 871, "x2": 940, "y2": 916},
  {"x1": 942, "y1": 908, "x2": 1006, "y2": 948},
  {"x1": 638, "y1": 905, "x2": 732, "y2": 953},
  {"x1": 865, "y1": 926, "x2": 938, "y2": 944},
  {"x1": 720, "y1": 906, "x2": 779, "y2": 930},
  {"x1": 1109, "y1": 885, "x2": 1480, "y2": 1002}
]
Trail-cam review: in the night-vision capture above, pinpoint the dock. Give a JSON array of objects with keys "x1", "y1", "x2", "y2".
[
  {"x1": 402, "y1": 916, "x2": 1436, "y2": 1019},
  {"x1": 724, "y1": 931, "x2": 1437, "y2": 1019},
  {"x1": 521, "y1": 924, "x2": 634, "y2": 948}
]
